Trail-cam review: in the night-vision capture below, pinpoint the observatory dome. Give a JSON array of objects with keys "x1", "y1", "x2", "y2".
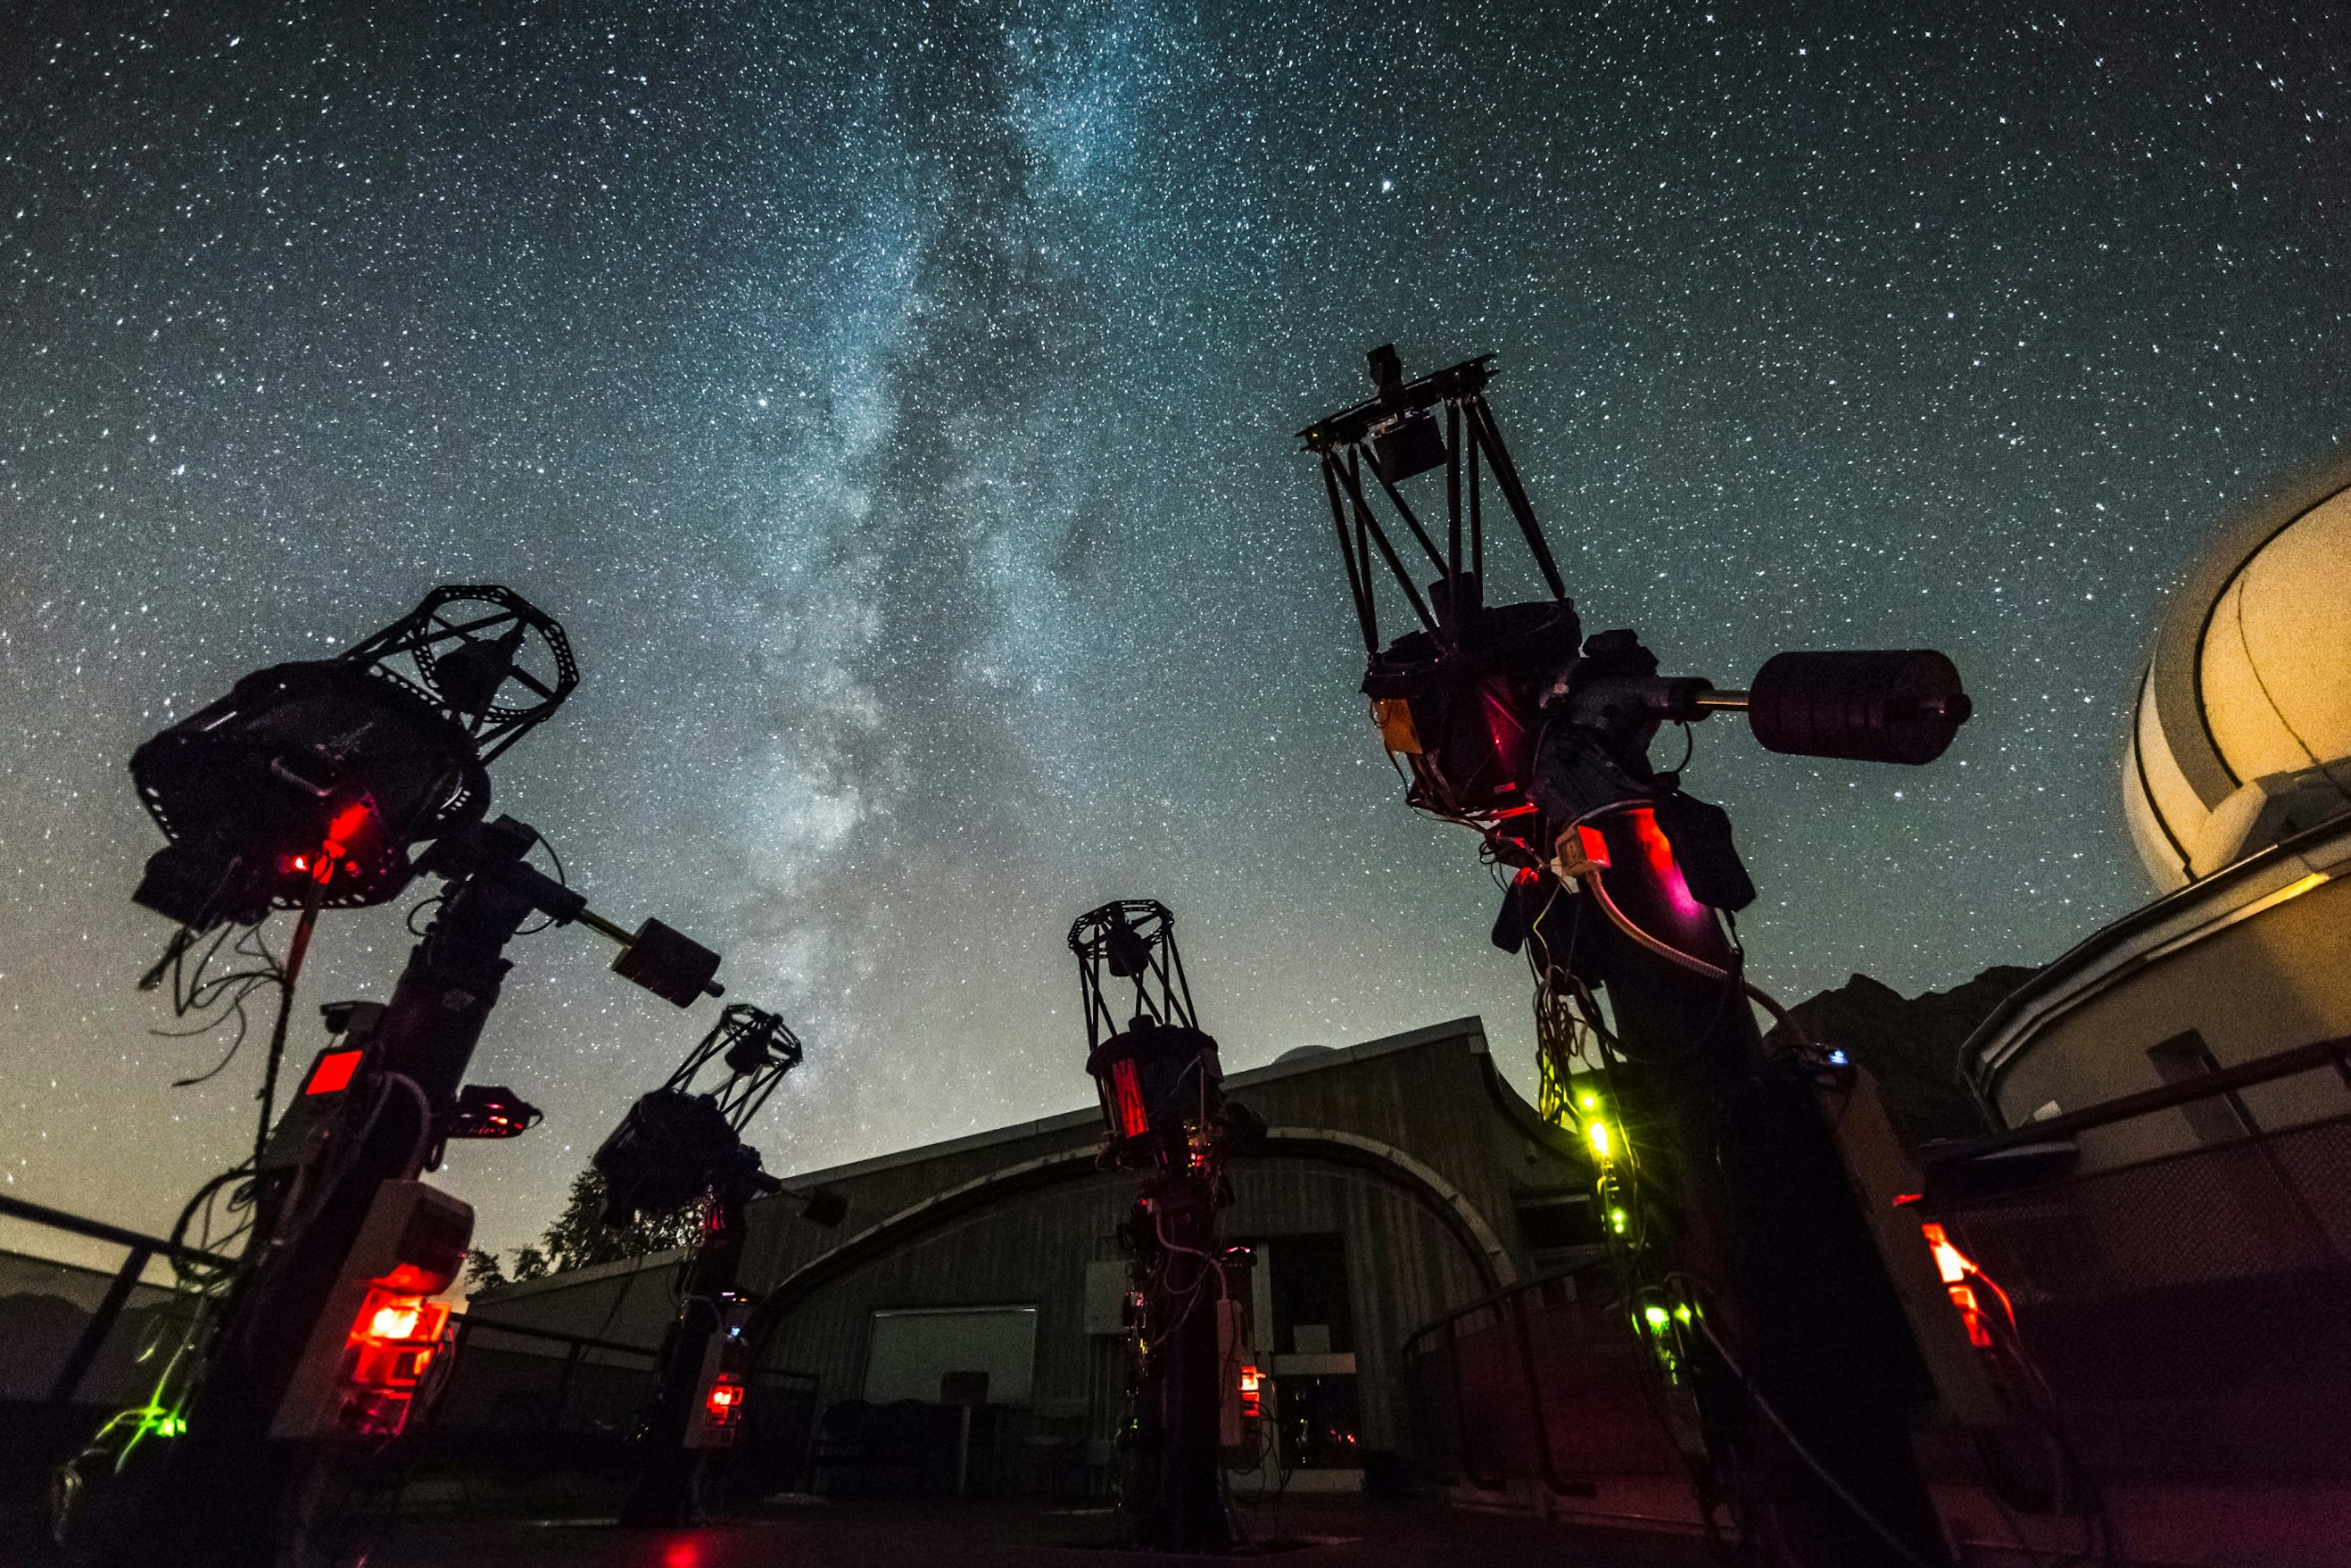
[{"x1": 2126, "y1": 453, "x2": 2351, "y2": 891}]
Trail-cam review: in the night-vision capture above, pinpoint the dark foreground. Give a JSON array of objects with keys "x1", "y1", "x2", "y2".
[{"x1": 351, "y1": 1496, "x2": 1717, "y2": 1568}]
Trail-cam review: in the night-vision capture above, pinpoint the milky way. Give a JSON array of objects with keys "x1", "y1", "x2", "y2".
[{"x1": 5, "y1": 3, "x2": 2348, "y2": 1257}]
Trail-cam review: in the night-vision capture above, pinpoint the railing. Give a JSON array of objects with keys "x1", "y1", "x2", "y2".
[
  {"x1": 1922, "y1": 1057, "x2": 2351, "y2": 1484},
  {"x1": 1925, "y1": 1031, "x2": 2351, "y2": 1202},
  {"x1": 0, "y1": 1191, "x2": 229, "y2": 1408},
  {"x1": 1404, "y1": 1043, "x2": 2351, "y2": 1505},
  {"x1": 0, "y1": 1193, "x2": 818, "y2": 1502},
  {"x1": 422, "y1": 1314, "x2": 819, "y2": 1498}
]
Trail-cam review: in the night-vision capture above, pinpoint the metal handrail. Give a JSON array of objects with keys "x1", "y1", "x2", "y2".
[
  {"x1": 454, "y1": 1314, "x2": 662, "y2": 1359},
  {"x1": 1402, "y1": 1271, "x2": 1603, "y2": 1498},
  {"x1": 1403, "y1": 1268, "x2": 1575, "y2": 1359},
  {"x1": 0, "y1": 1190, "x2": 236, "y2": 1406},
  {"x1": 427, "y1": 1313, "x2": 815, "y2": 1440},
  {"x1": 1934, "y1": 1032, "x2": 2351, "y2": 1163},
  {"x1": 0, "y1": 1191, "x2": 234, "y2": 1269}
]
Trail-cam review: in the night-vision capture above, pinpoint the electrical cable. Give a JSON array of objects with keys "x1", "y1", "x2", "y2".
[
  {"x1": 1960, "y1": 1439, "x2": 2058, "y2": 1568},
  {"x1": 250, "y1": 876, "x2": 328, "y2": 1171},
  {"x1": 1968, "y1": 1276, "x2": 2117, "y2": 1566},
  {"x1": 1517, "y1": 891, "x2": 1740, "y2": 1552},
  {"x1": 1149, "y1": 1219, "x2": 1224, "y2": 1341},
  {"x1": 1672, "y1": 1291, "x2": 1941, "y2": 1568},
  {"x1": 383, "y1": 1072, "x2": 436, "y2": 1175},
  {"x1": 1575, "y1": 867, "x2": 1815, "y2": 1049},
  {"x1": 404, "y1": 891, "x2": 446, "y2": 936},
  {"x1": 1664, "y1": 719, "x2": 1695, "y2": 779},
  {"x1": 154, "y1": 922, "x2": 289, "y2": 1085}
]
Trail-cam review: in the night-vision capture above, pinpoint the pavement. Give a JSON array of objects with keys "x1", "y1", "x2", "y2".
[{"x1": 357, "y1": 1496, "x2": 1719, "y2": 1567}]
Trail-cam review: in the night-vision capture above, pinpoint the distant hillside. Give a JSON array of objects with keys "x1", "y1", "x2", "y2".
[{"x1": 1766, "y1": 967, "x2": 2039, "y2": 1152}]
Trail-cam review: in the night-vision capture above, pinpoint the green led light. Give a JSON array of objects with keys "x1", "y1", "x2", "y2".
[
  {"x1": 1586, "y1": 1120, "x2": 1612, "y2": 1160},
  {"x1": 1673, "y1": 1304, "x2": 1693, "y2": 1325},
  {"x1": 1643, "y1": 1305, "x2": 1670, "y2": 1331},
  {"x1": 1609, "y1": 1207, "x2": 1629, "y2": 1234},
  {"x1": 1579, "y1": 1093, "x2": 1599, "y2": 1110}
]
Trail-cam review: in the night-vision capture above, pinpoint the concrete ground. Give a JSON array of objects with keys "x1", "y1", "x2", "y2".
[{"x1": 358, "y1": 1496, "x2": 1720, "y2": 1567}]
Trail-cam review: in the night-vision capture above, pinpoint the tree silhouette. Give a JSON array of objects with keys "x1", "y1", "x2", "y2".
[{"x1": 463, "y1": 1166, "x2": 707, "y2": 1292}]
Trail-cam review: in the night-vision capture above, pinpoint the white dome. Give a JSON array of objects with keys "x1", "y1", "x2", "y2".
[{"x1": 2126, "y1": 458, "x2": 2351, "y2": 891}]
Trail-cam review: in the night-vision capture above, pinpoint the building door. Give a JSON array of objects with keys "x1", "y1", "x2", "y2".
[{"x1": 1250, "y1": 1235, "x2": 1360, "y2": 1473}]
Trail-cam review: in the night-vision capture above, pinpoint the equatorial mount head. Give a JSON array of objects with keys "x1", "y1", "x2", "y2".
[{"x1": 127, "y1": 585, "x2": 576, "y2": 930}]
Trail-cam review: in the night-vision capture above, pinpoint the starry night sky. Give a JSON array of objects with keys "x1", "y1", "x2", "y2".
[{"x1": 5, "y1": 2, "x2": 2348, "y2": 1260}]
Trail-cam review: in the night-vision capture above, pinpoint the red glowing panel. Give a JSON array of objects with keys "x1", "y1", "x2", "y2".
[
  {"x1": 369, "y1": 1302, "x2": 422, "y2": 1340},
  {"x1": 1627, "y1": 807, "x2": 1705, "y2": 919},
  {"x1": 1111, "y1": 1058, "x2": 1149, "y2": 1139},
  {"x1": 336, "y1": 1286, "x2": 449, "y2": 1438},
  {"x1": 307, "y1": 1048, "x2": 364, "y2": 1096},
  {"x1": 1919, "y1": 1221, "x2": 1971, "y2": 1286},
  {"x1": 1948, "y1": 1283, "x2": 1993, "y2": 1348},
  {"x1": 1479, "y1": 680, "x2": 1529, "y2": 791},
  {"x1": 703, "y1": 1375, "x2": 746, "y2": 1429},
  {"x1": 1574, "y1": 823, "x2": 1611, "y2": 869},
  {"x1": 1919, "y1": 1222, "x2": 2015, "y2": 1351},
  {"x1": 325, "y1": 801, "x2": 372, "y2": 847},
  {"x1": 378, "y1": 1259, "x2": 456, "y2": 1294}
]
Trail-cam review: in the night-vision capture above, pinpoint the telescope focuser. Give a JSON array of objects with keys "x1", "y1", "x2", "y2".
[{"x1": 1551, "y1": 647, "x2": 1972, "y2": 767}]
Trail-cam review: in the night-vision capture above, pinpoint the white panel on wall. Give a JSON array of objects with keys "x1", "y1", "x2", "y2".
[
  {"x1": 1082, "y1": 1261, "x2": 1130, "y2": 1336},
  {"x1": 862, "y1": 1305, "x2": 1038, "y2": 1406}
]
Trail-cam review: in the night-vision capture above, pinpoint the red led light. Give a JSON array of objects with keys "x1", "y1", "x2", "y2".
[
  {"x1": 1920, "y1": 1221, "x2": 1970, "y2": 1285},
  {"x1": 1919, "y1": 1222, "x2": 2015, "y2": 1352},
  {"x1": 307, "y1": 1048, "x2": 364, "y2": 1096},
  {"x1": 369, "y1": 1302, "x2": 422, "y2": 1340},
  {"x1": 703, "y1": 1375, "x2": 746, "y2": 1428},
  {"x1": 334, "y1": 1285, "x2": 449, "y2": 1439}
]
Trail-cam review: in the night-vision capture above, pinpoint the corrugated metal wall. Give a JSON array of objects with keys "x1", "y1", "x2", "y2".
[
  {"x1": 753, "y1": 1154, "x2": 1500, "y2": 1454},
  {"x1": 468, "y1": 1016, "x2": 1594, "y2": 1470}
]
